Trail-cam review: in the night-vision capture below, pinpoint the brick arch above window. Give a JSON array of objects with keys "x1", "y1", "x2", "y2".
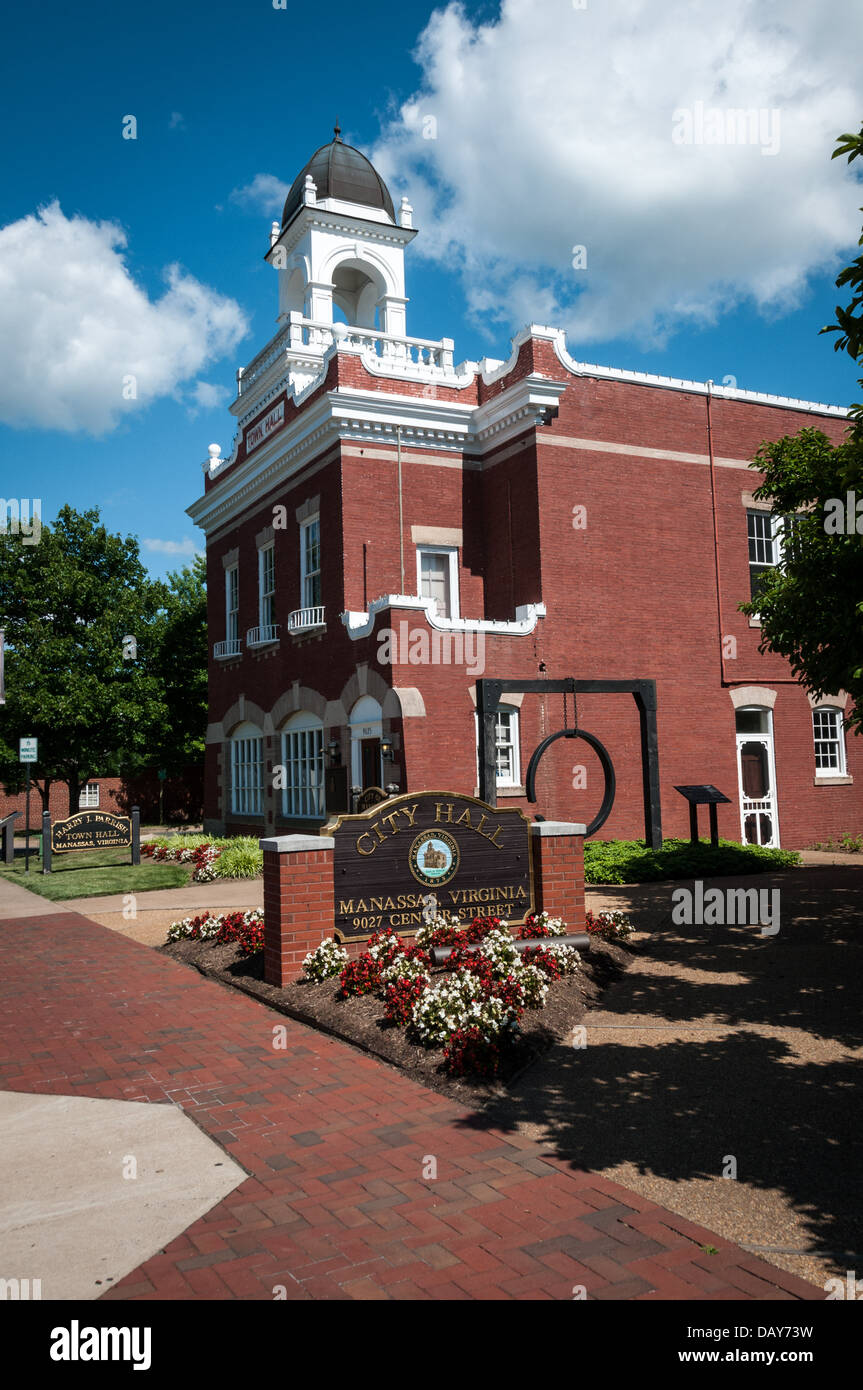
[
  {"x1": 728, "y1": 686, "x2": 777, "y2": 711},
  {"x1": 806, "y1": 690, "x2": 849, "y2": 710},
  {"x1": 269, "y1": 685, "x2": 328, "y2": 730},
  {"x1": 222, "y1": 699, "x2": 270, "y2": 736}
]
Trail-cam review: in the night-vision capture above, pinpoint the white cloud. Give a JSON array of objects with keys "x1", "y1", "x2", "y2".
[
  {"x1": 143, "y1": 537, "x2": 201, "y2": 555},
  {"x1": 0, "y1": 203, "x2": 249, "y2": 433},
  {"x1": 230, "y1": 173, "x2": 290, "y2": 216},
  {"x1": 169, "y1": 112, "x2": 185, "y2": 130},
  {"x1": 188, "y1": 381, "x2": 231, "y2": 411},
  {"x1": 371, "y1": 0, "x2": 863, "y2": 348}
]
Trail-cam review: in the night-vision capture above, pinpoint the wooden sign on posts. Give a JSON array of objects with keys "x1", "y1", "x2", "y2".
[
  {"x1": 327, "y1": 791, "x2": 534, "y2": 940},
  {"x1": 51, "y1": 811, "x2": 131, "y2": 853},
  {"x1": 42, "y1": 807, "x2": 140, "y2": 873}
]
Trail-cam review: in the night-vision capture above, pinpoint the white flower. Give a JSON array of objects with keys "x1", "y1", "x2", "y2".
[
  {"x1": 547, "y1": 944, "x2": 581, "y2": 974},
  {"x1": 381, "y1": 952, "x2": 429, "y2": 985},
  {"x1": 303, "y1": 938, "x2": 348, "y2": 981}
]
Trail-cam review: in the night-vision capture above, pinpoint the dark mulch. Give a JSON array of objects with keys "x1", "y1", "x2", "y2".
[{"x1": 160, "y1": 934, "x2": 637, "y2": 1102}]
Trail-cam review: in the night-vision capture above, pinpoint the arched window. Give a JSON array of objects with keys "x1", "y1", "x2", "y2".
[
  {"x1": 230, "y1": 722, "x2": 264, "y2": 816},
  {"x1": 281, "y1": 713, "x2": 325, "y2": 818},
  {"x1": 813, "y1": 706, "x2": 847, "y2": 776}
]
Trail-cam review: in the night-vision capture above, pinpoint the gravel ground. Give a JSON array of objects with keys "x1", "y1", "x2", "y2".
[{"x1": 480, "y1": 863, "x2": 863, "y2": 1290}]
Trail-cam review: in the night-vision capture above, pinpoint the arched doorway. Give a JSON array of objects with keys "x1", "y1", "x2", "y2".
[
  {"x1": 735, "y1": 706, "x2": 780, "y2": 847},
  {"x1": 349, "y1": 696, "x2": 383, "y2": 791}
]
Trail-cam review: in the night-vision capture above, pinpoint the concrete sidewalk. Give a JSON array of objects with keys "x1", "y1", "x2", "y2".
[{"x1": 0, "y1": 873, "x2": 262, "y2": 944}]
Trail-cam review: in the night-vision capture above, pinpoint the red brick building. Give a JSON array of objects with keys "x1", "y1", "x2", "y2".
[
  {"x1": 0, "y1": 770, "x2": 203, "y2": 830},
  {"x1": 188, "y1": 132, "x2": 857, "y2": 851}
]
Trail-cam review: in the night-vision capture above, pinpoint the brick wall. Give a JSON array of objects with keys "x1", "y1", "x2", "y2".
[{"x1": 202, "y1": 339, "x2": 860, "y2": 850}]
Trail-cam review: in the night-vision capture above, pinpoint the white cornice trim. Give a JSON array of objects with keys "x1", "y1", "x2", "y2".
[
  {"x1": 526, "y1": 322, "x2": 848, "y2": 418},
  {"x1": 341, "y1": 594, "x2": 546, "y2": 639},
  {"x1": 189, "y1": 373, "x2": 569, "y2": 535}
]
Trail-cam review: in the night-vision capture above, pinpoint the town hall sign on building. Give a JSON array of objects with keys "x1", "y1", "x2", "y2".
[{"x1": 329, "y1": 793, "x2": 534, "y2": 939}]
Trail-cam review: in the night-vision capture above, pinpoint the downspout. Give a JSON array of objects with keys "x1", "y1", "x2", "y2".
[
  {"x1": 706, "y1": 380, "x2": 727, "y2": 685},
  {"x1": 396, "y1": 425, "x2": 405, "y2": 594},
  {"x1": 708, "y1": 381, "x2": 796, "y2": 687}
]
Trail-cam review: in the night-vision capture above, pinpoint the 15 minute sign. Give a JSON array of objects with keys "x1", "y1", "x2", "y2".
[{"x1": 327, "y1": 791, "x2": 534, "y2": 940}]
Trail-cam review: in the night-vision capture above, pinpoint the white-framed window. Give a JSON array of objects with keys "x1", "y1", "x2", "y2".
[
  {"x1": 281, "y1": 713, "x2": 324, "y2": 818},
  {"x1": 300, "y1": 516, "x2": 321, "y2": 609},
  {"x1": 230, "y1": 722, "x2": 264, "y2": 816},
  {"x1": 747, "y1": 509, "x2": 796, "y2": 605},
  {"x1": 258, "y1": 544, "x2": 275, "y2": 628},
  {"x1": 78, "y1": 783, "x2": 100, "y2": 809},
  {"x1": 813, "y1": 706, "x2": 847, "y2": 776},
  {"x1": 417, "y1": 545, "x2": 459, "y2": 620},
  {"x1": 475, "y1": 705, "x2": 521, "y2": 789},
  {"x1": 225, "y1": 565, "x2": 239, "y2": 642}
]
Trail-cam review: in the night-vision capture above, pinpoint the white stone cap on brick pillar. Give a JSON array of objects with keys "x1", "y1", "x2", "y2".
[
  {"x1": 529, "y1": 822, "x2": 587, "y2": 837},
  {"x1": 260, "y1": 835, "x2": 335, "y2": 853}
]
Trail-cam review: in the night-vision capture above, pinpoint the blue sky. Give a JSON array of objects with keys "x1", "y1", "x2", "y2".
[{"x1": 1, "y1": 0, "x2": 861, "y2": 579}]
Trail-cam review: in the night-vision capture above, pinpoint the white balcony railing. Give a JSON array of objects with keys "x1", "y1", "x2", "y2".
[
  {"x1": 214, "y1": 639, "x2": 242, "y2": 660},
  {"x1": 287, "y1": 605, "x2": 325, "y2": 634},
  {"x1": 237, "y1": 316, "x2": 455, "y2": 396},
  {"x1": 246, "y1": 624, "x2": 280, "y2": 648}
]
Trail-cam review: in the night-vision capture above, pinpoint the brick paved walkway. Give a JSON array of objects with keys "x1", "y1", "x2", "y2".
[{"x1": 0, "y1": 911, "x2": 821, "y2": 1300}]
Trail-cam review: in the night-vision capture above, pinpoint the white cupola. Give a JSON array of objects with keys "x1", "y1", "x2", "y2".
[{"x1": 266, "y1": 125, "x2": 417, "y2": 341}]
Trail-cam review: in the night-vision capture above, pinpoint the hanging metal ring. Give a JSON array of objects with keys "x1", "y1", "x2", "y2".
[{"x1": 525, "y1": 727, "x2": 616, "y2": 837}]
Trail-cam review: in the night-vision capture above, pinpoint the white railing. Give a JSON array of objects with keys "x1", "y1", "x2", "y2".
[
  {"x1": 237, "y1": 316, "x2": 454, "y2": 395},
  {"x1": 246, "y1": 624, "x2": 280, "y2": 647},
  {"x1": 287, "y1": 605, "x2": 325, "y2": 633},
  {"x1": 214, "y1": 639, "x2": 242, "y2": 659}
]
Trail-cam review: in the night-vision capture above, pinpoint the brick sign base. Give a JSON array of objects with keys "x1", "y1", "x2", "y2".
[{"x1": 261, "y1": 819, "x2": 586, "y2": 987}]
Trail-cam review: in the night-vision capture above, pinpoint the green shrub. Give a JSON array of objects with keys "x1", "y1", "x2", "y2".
[
  {"x1": 149, "y1": 832, "x2": 217, "y2": 852},
  {"x1": 214, "y1": 837, "x2": 263, "y2": 880},
  {"x1": 584, "y1": 837, "x2": 801, "y2": 885}
]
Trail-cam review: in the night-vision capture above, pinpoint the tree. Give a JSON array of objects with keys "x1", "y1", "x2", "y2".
[
  {"x1": 148, "y1": 554, "x2": 208, "y2": 773},
  {"x1": 0, "y1": 506, "x2": 198, "y2": 813},
  {"x1": 821, "y1": 125, "x2": 863, "y2": 423},
  {"x1": 741, "y1": 124, "x2": 863, "y2": 732}
]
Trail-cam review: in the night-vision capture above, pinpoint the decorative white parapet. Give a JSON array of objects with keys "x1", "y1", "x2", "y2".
[{"x1": 341, "y1": 595, "x2": 546, "y2": 641}]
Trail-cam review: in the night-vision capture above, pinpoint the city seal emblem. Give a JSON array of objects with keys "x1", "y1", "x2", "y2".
[{"x1": 409, "y1": 830, "x2": 459, "y2": 886}]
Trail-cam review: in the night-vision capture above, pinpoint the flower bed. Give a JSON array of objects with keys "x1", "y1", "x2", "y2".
[
  {"x1": 143, "y1": 835, "x2": 262, "y2": 882},
  {"x1": 167, "y1": 908, "x2": 264, "y2": 953},
  {"x1": 297, "y1": 910, "x2": 596, "y2": 1078},
  {"x1": 160, "y1": 907, "x2": 638, "y2": 1095}
]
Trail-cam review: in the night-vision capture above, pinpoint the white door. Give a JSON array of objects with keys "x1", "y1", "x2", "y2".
[{"x1": 735, "y1": 707, "x2": 780, "y2": 848}]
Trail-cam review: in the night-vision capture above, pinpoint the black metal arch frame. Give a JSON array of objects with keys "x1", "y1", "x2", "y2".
[{"x1": 476, "y1": 678, "x2": 662, "y2": 849}]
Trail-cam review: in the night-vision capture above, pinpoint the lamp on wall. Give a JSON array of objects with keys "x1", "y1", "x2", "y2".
[
  {"x1": 380, "y1": 735, "x2": 394, "y2": 761},
  {"x1": 327, "y1": 739, "x2": 341, "y2": 766}
]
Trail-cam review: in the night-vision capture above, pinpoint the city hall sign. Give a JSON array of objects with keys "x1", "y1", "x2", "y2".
[{"x1": 327, "y1": 792, "x2": 534, "y2": 940}]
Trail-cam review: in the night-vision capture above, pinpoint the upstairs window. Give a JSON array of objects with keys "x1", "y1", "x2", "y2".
[
  {"x1": 300, "y1": 517, "x2": 321, "y2": 609},
  {"x1": 417, "y1": 546, "x2": 459, "y2": 620},
  {"x1": 225, "y1": 565, "x2": 239, "y2": 642},
  {"x1": 747, "y1": 510, "x2": 783, "y2": 603},
  {"x1": 258, "y1": 544, "x2": 275, "y2": 629},
  {"x1": 813, "y1": 707, "x2": 846, "y2": 776},
  {"x1": 78, "y1": 783, "x2": 100, "y2": 809}
]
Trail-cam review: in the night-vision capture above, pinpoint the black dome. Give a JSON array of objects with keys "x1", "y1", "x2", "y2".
[{"x1": 282, "y1": 133, "x2": 395, "y2": 227}]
